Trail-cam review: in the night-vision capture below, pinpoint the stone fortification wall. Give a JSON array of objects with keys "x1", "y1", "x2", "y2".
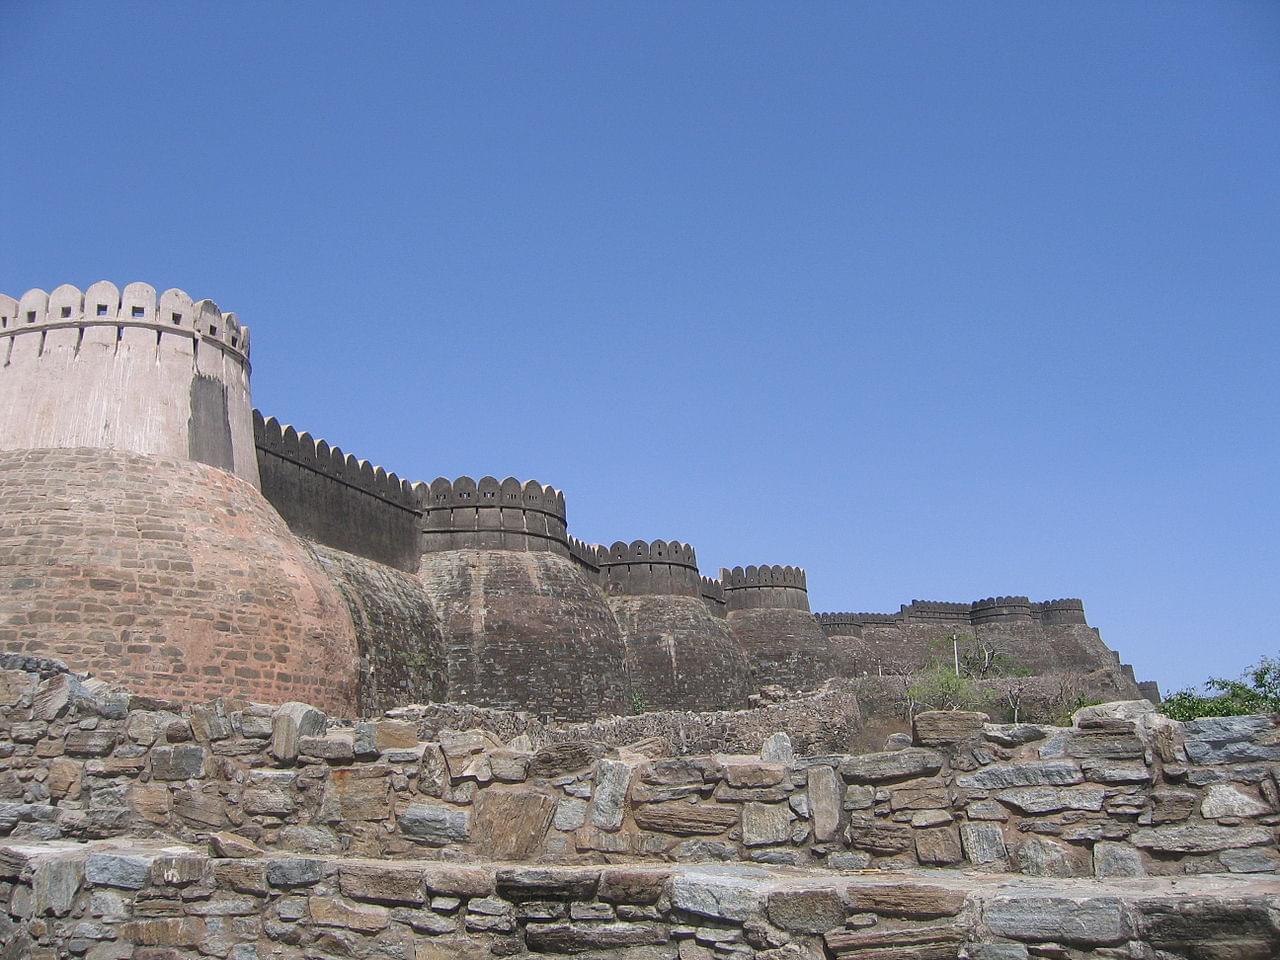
[
  {"x1": 818, "y1": 597, "x2": 1137, "y2": 683},
  {"x1": 417, "y1": 549, "x2": 632, "y2": 720},
  {"x1": 0, "y1": 450, "x2": 359, "y2": 714},
  {"x1": 721, "y1": 565, "x2": 838, "y2": 689},
  {"x1": 254, "y1": 412, "x2": 420, "y2": 572},
  {"x1": 305, "y1": 545, "x2": 447, "y2": 716},
  {"x1": 0, "y1": 282, "x2": 257, "y2": 485},
  {"x1": 6, "y1": 661, "x2": 1265, "y2": 881},
  {"x1": 418, "y1": 476, "x2": 569, "y2": 555},
  {"x1": 597, "y1": 540, "x2": 702, "y2": 598}
]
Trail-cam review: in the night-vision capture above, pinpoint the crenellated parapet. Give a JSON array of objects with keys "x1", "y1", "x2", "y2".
[
  {"x1": 700, "y1": 575, "x2": 727, "y2": 616},
  {"x1": 254, "y1": 412, "x2": 415, "y2": 509},
  {"x1": 969, "y1": 595, "x2": 1035, "y2": 624},
  {"x1": 568, "y1": 535, "x2": 603, "y2": 574},
  {"x1": 417, "y1": 476, "x2": 570, "y2": 555},
  {"x1": 721, "y1": 564, "x2": 811, "y2": 612},
  {"x1": 253, "y1": 411, "x2": 420, "y2": 570},
  {"x1": 598, "y1": 539, "x2": 703, "y2": 597},
  {"x1": 1034, "y1": 598, "x2": 1089, "y2": 625},
  {"x1": 0, "y1": 281, "x2": 258, "y2": 484},
  {"x1": 816, "y1": 596, "x2": 1092, "y2": 630}
]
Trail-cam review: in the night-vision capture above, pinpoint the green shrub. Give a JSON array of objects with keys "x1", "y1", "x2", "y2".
[{"x1": 1160, "y1": 655, "x2": 1280, "y2": 721}]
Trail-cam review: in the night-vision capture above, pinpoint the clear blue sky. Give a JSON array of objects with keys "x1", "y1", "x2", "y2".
[{"x1": 3, "y1": 3, "x2": 1277, "y2": 694}]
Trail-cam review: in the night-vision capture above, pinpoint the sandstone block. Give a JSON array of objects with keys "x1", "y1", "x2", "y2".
[
  {"x1": 767, "y1": 888, "x2": 844, "y2": 934},
  {"x1": 741, "y1": 801, "x2": 792, "y2": 846},
  {"x1": 84, "y1": 852, "x2": 151, "y2": 889},
  {"x1": 633, "y1": 801, "x2": 737, "y2": 836},
  {"x1": 848, "y1": 881, "x2": 967, "y2": 919},
  {"x1": 671, "y1": 872, "x2": 765, "y2": 922},
  {"x1": 914, "y1": 825, "x2": 963, "y2": 865},
  {"x1": 270, "y1": 703, "x2": 326, "y2": 763},
  {"x1": 309, "y1": 896, "x2": 389, "y2": 932},
  {"x1": 339, "y1": 863, "x2": 426, "y2": 905},
  {"x1": 845, "y1": 815, "x2": 913, "y2": 855},
  {"x1": 495, "y1": 866, "x2": 600, "y2": 901},
  {"x1": 400, "y1": 802, "x2": 470, "y2": 845},
  {"x1": 960, "y1": 822, "x2": 1008, "y2": 867},
  {"x1": 996, "y1": 786, "x2": 1105, "y2": 814},
  {"x1": 806, "y1": 765, "x2": 842, "y2": 842},
  {"x1": 840, "y1": 748, "x2": 944, "y2": 784},
  {"x1": 983, "y1": 895, "x2": 1131, "y2": 945},
  {"x1": 913, "y1": 710, "x2": 988, "y2": 746},
  {"x1": 473, "y1": 789, "x2": 555, "y2": 859},
  {"x1": 524, "y1": 920, "x2": 669, "y2": 951},
  {"x1": 955, "y1": 760, "x2": 1083, "y2": 790},
  {"x1": 760, "y1": 732, "x2": 794, "y2": 764}
]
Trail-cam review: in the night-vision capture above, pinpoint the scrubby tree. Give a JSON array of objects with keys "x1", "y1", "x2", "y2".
[{"x1": 1161, "y1": 655, "x2": 1280, "y2": 721}]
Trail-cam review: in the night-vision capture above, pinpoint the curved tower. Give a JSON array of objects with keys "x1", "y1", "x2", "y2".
[
  {"x1": 0, "y1": 282, "x2": 359, "y2": 712},
  {"x1": 415, "y1": 476, "x2": 631, "y2": 719},
  {"x1": 0, "y1": 282, "x2": 257, "y2": 484},
  {"x1": 722, "y1": 564, "x2": 838, "y2": 689},
  {"x1": 596, "y1": 539, "x2": 752, "y2": 711}
]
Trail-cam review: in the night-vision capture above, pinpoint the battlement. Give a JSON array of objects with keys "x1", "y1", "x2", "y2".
[
  {"x1": 567, "y1": 534, "x2": 603, "y2": 572},
  {"x1": 417, "y1": 475, "x2": 570, "y2": 554},
  {"x1": 815, "y1": 596, "x2": 1091, "y2": 629},
  {"x1": 721, "y1": 564, "x2": 811, "y2": 612},
  {"x1": 1, "y1": 281, "x2": 250, "y2": 362},
  {"x1": 1033, "y1": 597, "x2": 1089, "y2": 625},
  {"x1": 598, "y1": 539, "x2": 703, "y2": 597},
  {"x1": 253, "y1": 411, "x2": 415, "y2": 510},
  {"x1": 253, "y1": 411, "x2": 420, "y2": 570},
  {"x1": 700, "y1": 575, "x2": 727, "y2": 612},
  {"x1": 817, "y1": 611, "x2": 866, "y2": 635},
  {"x1": 902, "y1": 599, "x2": 974, "y2": 622},
  {"x1": 969, "y1": 595, "x2": 1034, "y2": 623},
  {"x1": 0, "y1": 280, "x2": 258, "y2": 484}
]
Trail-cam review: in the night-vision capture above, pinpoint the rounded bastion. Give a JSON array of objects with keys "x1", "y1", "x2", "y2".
[
  {"x1": 0, "y1": 282, "x2": 360, "y2": 712},
  {"x1": 415, "y1": 477, "x2": 632, "y2": 719},
  {"x1": 722, "y1": 564, "x2": 838, "y2": 689},
  {"x1": 0, "y1": 448, "x2": 359, "y2": 712},
  {"x1": 595, "y1": 540, "x2": 752, "y2": 711}
]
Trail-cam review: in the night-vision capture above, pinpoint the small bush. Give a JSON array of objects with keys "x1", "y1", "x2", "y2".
[{"x1": 1160, "y1": 655, "x2": 1280, "y2": 721}]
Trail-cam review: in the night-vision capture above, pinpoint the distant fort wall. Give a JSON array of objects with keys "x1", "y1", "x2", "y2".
[
  {"x1": 0, "y1": 283, "x2": 257, "y2": 485},
  {"x1": 253, "y1": 412, "x2": 421, "y2": 571}
]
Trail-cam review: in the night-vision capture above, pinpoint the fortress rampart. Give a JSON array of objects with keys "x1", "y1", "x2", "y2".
[
  {"x1": 0, "y1": 283, "x2": 257, "y2": 485},
  {"x1": 721, "y1": 564, "x2": 811, "y2": 612},
  {"x1": 597, "y1": 539, "x2": 703, "y2": 597},
  {"x1": 818, "y1": 596, "x2": 1093, "y2": 633},
  {"x1": 0, "y1": 277, "x2": 1158, "y2": 720},
  {"x1": 418, "y1": 475, "x2": 570, "y2": 555},
  {"x1": 254, "y1": 411, "x2": 420, "y2": 571}
]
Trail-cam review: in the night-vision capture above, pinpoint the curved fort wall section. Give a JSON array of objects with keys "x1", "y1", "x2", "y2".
[
  {"x1": 0, "y1": 282, "x2": 360, "y2": 713},
  {"x1": 593, "y1": 540, "x2": 752, "y2": 711},
  {"x1": 0, "y1": 283, "x2": 257, "y2": 485},
  {"x1": 253, "y1": 412, "x2": 421, "y2": 572},
  {"x1": 415, "y1": 477, "x2": 631, "y2": 720},
  {"x1": 722, "y1": 564, "x2": 838, "y2": 688}
]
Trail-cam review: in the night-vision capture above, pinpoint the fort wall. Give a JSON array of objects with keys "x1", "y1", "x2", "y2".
[
  {"x1": 720, "y1": 565, "x2": 838, "y2": 688},
  {"x1": 598, "y1": 540, "x2": 702, "y2": 598},
  {"x1": 254, "y1": 412, "x2": 421, "y2": 572},
  {"x1": 0, "y1": 449, "x2": 358, "y2": 713},
  {"x1": 0, "y1": 283, "x2": 257, "y2": 486},
  {"x1": 418, "y1": 476, "x2": 569, "y2": 555}
]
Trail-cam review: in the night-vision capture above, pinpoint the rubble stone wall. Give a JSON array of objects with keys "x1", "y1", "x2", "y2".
[
  {"x1": 4, "y1": 839, "x2": 1278, "y2": 960},
  {"x1": 2, "y1": 662, "x2": 1276, "y2": 881}
]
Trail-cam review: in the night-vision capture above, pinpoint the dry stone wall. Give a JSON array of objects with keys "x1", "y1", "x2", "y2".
[
  {"x1": 5, "y1": 839, "x2": 1278, "y2": 960},
  {"x1": 2, "y1": 660, "x2": 1275, "y2": 880}
]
